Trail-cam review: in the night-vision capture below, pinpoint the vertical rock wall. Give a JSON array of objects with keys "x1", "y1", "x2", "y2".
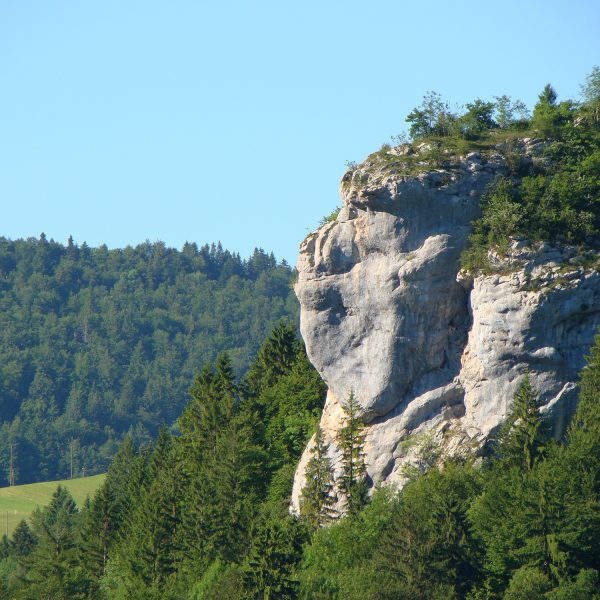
[{"x1": 291, "y1": 146, "x2": 600, "y2": 511}]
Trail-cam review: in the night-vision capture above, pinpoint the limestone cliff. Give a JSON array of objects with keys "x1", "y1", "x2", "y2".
[{"x1": 291, "y1": 141, "x2": 600, "y2": 511}]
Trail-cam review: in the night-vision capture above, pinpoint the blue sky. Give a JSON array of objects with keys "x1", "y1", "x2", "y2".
[{"x1": 1, "y1": 0, "x2": 599, "y2": 264}]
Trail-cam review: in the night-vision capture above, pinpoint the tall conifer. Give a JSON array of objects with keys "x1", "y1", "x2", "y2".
[
  {"x1": 337, "y1": 391, "x2": 368, "y2": 516},
  {"x1": 300, "y1": 425, "x2": 337, "y2": 530}
]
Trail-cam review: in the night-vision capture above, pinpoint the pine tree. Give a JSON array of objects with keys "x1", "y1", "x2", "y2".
[
  {"x1": 337, "y1": 391, "x2": 368, "y2": 516},
  {"x1": 77, "y1": 480, "x2": 121, "y2": 581},
  {"x1": 243, "y1": 321, "x2": 300, "y2": 397},
  {"x1": 241, "y1": 516, "x2": 306, "y2": 600},
  {"x1": 0, "y1": 535, "x2": 12, "y2": 560},
  {"x1": 113, "y1": 431, "x2": 186, "y2": 595},
  {"x1": 300, "y1": 425, "x2": 337, "y2": 530},
  {"x1": 18, "y1": 485, "x2": 86, "y2": 598},
  {"x1": 496, "y1": 372, "x2": 545, "y2": 472},
  {"x1": 11, "y1": 520, "x2": 36, "y2": 558}
]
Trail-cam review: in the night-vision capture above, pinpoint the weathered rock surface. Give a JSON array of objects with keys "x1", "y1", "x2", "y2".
[{"x1": 291, "y1": 143, "x2": 600, "y2": 511}]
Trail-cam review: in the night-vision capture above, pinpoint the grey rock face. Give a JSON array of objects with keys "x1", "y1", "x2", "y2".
[{"x1": 291, "y1": 147, "x2": 600, "y2": 512}]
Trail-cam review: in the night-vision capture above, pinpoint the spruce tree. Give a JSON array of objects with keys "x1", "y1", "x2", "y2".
[
  {"x1": 11, "y1": 520, "x2": 36, "y2": 558},
  {"x1": 375, "y1": 464, "x2": 482, "y2": 599},
  {"x1": 241, "y1": 516, "x2": 306, "y2": 600},
  {"x1": 553, "y1": 332, "x2": 600, "y2": 573},
  {"x1": 206, "y1": 414, "x2": 267, "y2": 564},
  {"x1": 337, "y1": 391, "x2": 368, "y2": 516},
  {"x1": 177, "y1": 357, "x2": 240, "y2": 568},
  {"x1": 243, "y1": 321, "x2": 300, "y2": 397},
  {"x1": 113, "y1": 431, "x2": 186, "y2": 595},
  {"x1": 0, "y1": 535, "x2": 12, "y2": 560},
  {"x1": 18, "y1": 486, "x2": 86, "y2": 598},
  {"x1": 496, "y1": 371, "x2": 545, "y2": 472},
  {"x1": 300, "y1": 425, "x2": 337, "y2": 530},
  {"x1": 77, "y1": 480, "x2": 121, "y2": 581}
]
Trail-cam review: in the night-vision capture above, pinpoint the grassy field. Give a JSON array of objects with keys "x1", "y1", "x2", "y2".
[{"x1": 0, "y1": 474, "x2": 105, "y2": 537}]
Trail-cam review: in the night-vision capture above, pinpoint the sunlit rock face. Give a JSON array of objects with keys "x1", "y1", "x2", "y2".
[{"x1": 291, "y1": 145, "x2": 600, "y2": 512}]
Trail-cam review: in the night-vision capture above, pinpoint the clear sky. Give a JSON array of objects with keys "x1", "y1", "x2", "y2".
[{"x1": 1, "y1": 0, "x2": 599, "y2": 265}]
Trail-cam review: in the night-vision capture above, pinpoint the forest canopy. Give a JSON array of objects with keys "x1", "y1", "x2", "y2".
[{"x1": 0, "y1": 237, "x2": 298, "y2": 483}]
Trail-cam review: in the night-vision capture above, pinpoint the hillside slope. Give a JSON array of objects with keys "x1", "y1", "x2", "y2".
[
  {"x1": 0, "y1": 474, "x2": 105, "y2": 536},
  {"x1": 0, "y1": 239, "x2": 298, "y2": 483}
]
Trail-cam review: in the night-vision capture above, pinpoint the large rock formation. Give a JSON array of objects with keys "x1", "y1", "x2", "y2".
[{"x1": 291, "y1": 142, "x2": 600, "y2": 511}]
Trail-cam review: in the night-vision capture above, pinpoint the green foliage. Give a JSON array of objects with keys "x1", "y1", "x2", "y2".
[
  {"x1": 0, "y1": 239, "x2": 298, "y2": 484},
  {"x1": 462, "y1": 100, "x2": 600, "y2": 271},
  {"x1": 547, "y1": 569, "x2": 600, "y2": 600},
  {"x1": 504, "y1": 566, "x2": 551, "y2": 599},
  {"x1": 375, "y1": 463, "x2": 482, "y2": 599},
  {"x1": 241, "y1": 516, "x2": 306, "y2": 599},
  {"x1": 400, "y1": 75, "x2": 600, "y2": 272},
  {"x1": 455, "y1": 99, "x2": 496, "y2": 140},
  {"x1": 298, "y1": 489, "x2": 395, "y2": 599},
  {"x1": 8, "y1": 320, "x2": 600, "y2": 599},
  {"x1": 460, "y1": 178, "x2": 525, "y2": 270},
  {"x1": 243, "y1": 321, "x2": 301, "y2": 397},
  {"x1": 11, "y1": 521, "x2": 36, "y2": 558},
  {"x1": 496, "y1": 372, "x2": 545, "y2": 472},
  {"x1": 406, "y1": 91, "x2": 456, "y2": 138},
  {"x1": 189, "y1": 559, "x2": 243, "y2": 600},
  {"x1": 300, "y1": 425, "x2": 337, "y2": 531},
  {"x1": 319, "y1": 207, "x2": 341, "y2": 226},
  {"x1": 494, "y1": 95, "x2": 529, "y2": 129},
  {"x1": 337, "y1": 391, "x2": 368, "y2": 516},
  {"x1": 581, "y1": 66, "x2": 600, "y2": 126},
  {"x1": 531, "y1": 84, "x2": 573, "y2": 138},
  {"x1": 18, "y1": 485, "x2": 88, "y2": 599}
]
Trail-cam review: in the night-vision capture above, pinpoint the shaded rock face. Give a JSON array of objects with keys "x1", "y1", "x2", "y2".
[{"x1": 291, "y1": 147, "x2": 600, "y2": 511}]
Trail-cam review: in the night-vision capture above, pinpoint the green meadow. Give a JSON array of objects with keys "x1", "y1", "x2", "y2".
[{"x1": 0, "y1": 474, "x2": 105, "y2": 537}]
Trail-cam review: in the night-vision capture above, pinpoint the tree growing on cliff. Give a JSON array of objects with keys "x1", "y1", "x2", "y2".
[
  {"x1": 300, "y1": 425, "x2": 337, "y2": 530},
  {"x1": 496, "y1": 371, "x2": 545, "y2": 473},
  {"x1": 337, "y1": 391, "x2": 368, "y2": 516},
  {"x1": 406, "y1": 91, "x2": 455, "y2": 138},
  {"x1": 494, "y1": 94, "x2": 530, "y2": 129}
]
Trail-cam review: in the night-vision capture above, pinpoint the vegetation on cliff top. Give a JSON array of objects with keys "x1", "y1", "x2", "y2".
[
  {"x1": 461, "y1": 69, "x2": 600, "y2": 271},
  {"x1": 341, "y1": 68, "x2": 600, "y2": 274}
]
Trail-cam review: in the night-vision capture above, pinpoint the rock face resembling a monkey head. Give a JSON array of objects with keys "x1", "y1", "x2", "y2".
[{"x1": 291, "y1": 146, "x2": 600, "y2": 512}]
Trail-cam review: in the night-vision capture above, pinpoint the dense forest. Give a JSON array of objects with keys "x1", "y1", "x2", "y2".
[
  {"x1": 0, "y1": 238, "x2": 297, "y2": 483},
  {"x1": 1, "y1": 323, "x2": 600, "y2": 599}
]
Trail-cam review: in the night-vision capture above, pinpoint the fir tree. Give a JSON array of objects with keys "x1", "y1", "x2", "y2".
[
  {"x1": 11, "y1": 520, "x2": 36, "y2": 557},
  {"x1": 337, "y1": 391, "x2": 368, "y2": 516},
  {"x1": 19, "y1": 486, "x2": 86, "y2": 599},
  {"x1": 77, "y1": 480, "x2": 121, "y2": 581},
  {"x1": 0, "y1": 535, "x2": 12, "y2": 560},
  {"x1": 243, "y1": 321, "x2": 300, "y2": 397},
  {"x1": 496, "y1": 371, "x2": 545, "y2": 472},
  {"x1": 241, "y1": 516, "x2": 306, "y2": 600},
  {"x1": 300, "y1": 425, "x2": 337, "y2": 530}
]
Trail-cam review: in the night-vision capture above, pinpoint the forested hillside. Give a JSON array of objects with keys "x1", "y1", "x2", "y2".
[
  {"x1": 2, "y1": 323, "x2": 600, "y2": 599},
  {"x1": 0, "y1": 237, "x2": 298, "y2": 484}
]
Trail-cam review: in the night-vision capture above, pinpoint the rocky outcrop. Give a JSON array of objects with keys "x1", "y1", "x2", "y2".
[{"x1": 291, "y1": 142, "x2": 600, "y2": 511}]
